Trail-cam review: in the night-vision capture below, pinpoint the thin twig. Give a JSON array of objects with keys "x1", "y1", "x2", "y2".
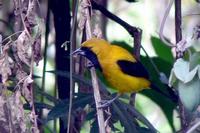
[
  {"x1": 1, "y1": 30, "x2": 23, "y2": 44},
  {"x1": 174, "y1": 0, "x2": 188, "y2": 131},
  {"x1": 91, "y1": 0, "x2": 162, "y2": 78},
  {"x1": 91, "y1": 0, "x2": 138, "y2": 37},
  {"x1": 175, "y1": 0, "x2": 182, "y2": 46},
  {"x1": 186, "y1": 120, "x2": 200, "y2": 133},
  {"x1": 40, "y1": 0, "x2": 50, "y2": 131},
  {"x1": 82, "y1": 0, "x2": 106, "y2": 133},
  {"x1": 67, "y1": 0, "x2": 79, "y2": 132},
  {"x1": 92, "y1": 0, "x2": 142, "y2": 107},
  {"x1": 183, "y1": 13, "x2": 200, "y2": 17},
  {"x1": 130, "y1": 18, "x2": 142, "y2": 106},
  {"x1": 125, "y1": 102, "x2": 157, "y2": 133},
  {"x1": 90, "y1": 68, "x2": 106, "y2": 133},
  {"x1": 159, "y1": 0, "x2": 174, "y2": 47}
]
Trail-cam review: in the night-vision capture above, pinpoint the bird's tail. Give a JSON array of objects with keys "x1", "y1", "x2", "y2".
[{"x1": 150, "y1": 83, "x2": 178, "y2": 103}]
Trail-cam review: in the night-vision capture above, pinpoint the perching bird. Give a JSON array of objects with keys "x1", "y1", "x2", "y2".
[{"x1": 73, "y1": 38, "x2": 177, "y2": 107}]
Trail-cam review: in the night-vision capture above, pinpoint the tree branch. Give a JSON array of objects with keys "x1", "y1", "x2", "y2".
[
  {"x1": 91, "y1": 0, "x2": 143, "y2": 107},
  {"x1": 91, "y1": 0, "x2": 140, "y2": 38},
  {"x1": 80, "y1": 0, "x2": 106, "y2": 133},
  {"x1": 175, "y1": 0, "x2": 188, "y2": 131}
]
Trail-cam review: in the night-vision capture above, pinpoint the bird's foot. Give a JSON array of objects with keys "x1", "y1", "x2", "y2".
[
  {"x1": 98, "y1": 100, "x2": 113, "y2": 108},
  {"x1": 97, "y1": 94, "x2": 121, "y2": 109}
]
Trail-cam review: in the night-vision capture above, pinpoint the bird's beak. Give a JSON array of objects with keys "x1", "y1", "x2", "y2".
[{"x1": 71, "y1": 48, "x2": 85, "y2": 56}]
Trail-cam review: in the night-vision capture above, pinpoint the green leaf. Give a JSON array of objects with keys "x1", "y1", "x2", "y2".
[
  {"x1": 34, "y1": 84, "x2": 61, "y2": 104},
  {"x1": 125, "y1": 103, "x2": 157, "y2": 133},
  {"x1": 141, "y1": 89, "x2": 176, "y2": 132},
  {"x1": 46, "y1": 94, "x2": 93, "y2": 122},
  {"x1": 33, "y1": 74, "x2": 42, "y2": 79},
  {"x1": 151, "y1": 36, "x2": 174, "y2": 63},
  {"x1": 111, "y1": 101, "x2": 137, "y2": 133},
  {"x1": 73, "y1": 94, "x2": 94, "y2": 109},
  {"x1": 141, "y1": 56, "x2": 176, "y2": 132},
  {"x1": 90, "y1": 120, "x2": 99, "y2": 133},
  {"x1": 173, "y1": 58, "x2": 198, "y2": 83},
  {"x1": 189, "y1": 52, "x2": 200, "y2": 70},
  {"x1": 46, "y1": 101, "x2": 68, "y2": 121},
  {"x1": 178, "y1": 76, "x2": 200, "y2": 111},
  {"x1": 136, "y1": 127, "x2": 155, "y2": 133},
  {"x1": 85, "y1": 110, "x2": 96, "y2": 121},
  {"x1": 168, "y1": 69, "x2": 177, "y2": 87},
  {"x1": 24, "y1": 102, "x2": 53, "y2": 110},
  {"x1": 46, "y1": 70, "x2": 92, "y2": 87}
]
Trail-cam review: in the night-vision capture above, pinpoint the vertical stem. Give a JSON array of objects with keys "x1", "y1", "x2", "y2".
[
  {"x1": 133, "y1": 29, "x2": 142, "y2": 60},
  {"x1": 49, "y1": 0, "x2": 71, "y2": 132},
  {"x1": 83, "y1": 0, "x2": 106, "y2": 132},
  {"x1": 175, "y1": 0, "x2": 182, "y2": 44},
  {"x1": 99, "y1": 0, "x2": 108, "y2": 39},
  {"x1": 130, "y1": 29, "x2": 142, "y2": 106},
  {"x1": 40, "y1": 1, "x2": 50, "y2": 131},
  {"x1": 67, "y1": 0, "x2": 79, "y2": 132},
  {"x1": 175, "y1": 0, "x2": 188, "y2": 131},
  {"x1": 90, "y1": 68, "x2": 106, "y2": 133}
]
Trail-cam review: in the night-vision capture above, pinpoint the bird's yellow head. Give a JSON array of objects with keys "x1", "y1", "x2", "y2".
[
  {"x1": 81, "y1": 38, "x2": 110, "y2": 55},
  {"x1": 72, "y1": 38, "x2": 110, "y2": 71}
]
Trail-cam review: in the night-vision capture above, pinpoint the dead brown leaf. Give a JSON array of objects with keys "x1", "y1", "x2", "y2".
[
  {"x1": 15, "y1": 31, "x2": 31, "y2": 66},
  {"x1": 33, "y1": 35, "x2": 42, "y2": 65},
  {"x1": 0, "y1": 45, "x2": 13, "y2": 84}
]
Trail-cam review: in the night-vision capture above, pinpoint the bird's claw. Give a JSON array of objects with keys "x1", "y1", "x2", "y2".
[{"x1": 97, "y1": 100, "x2": 112, "y2": 109}]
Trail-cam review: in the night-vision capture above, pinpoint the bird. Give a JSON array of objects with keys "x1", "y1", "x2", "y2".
[{"x1": 72, "y1": 38, "x2": 177, "y2": 107}]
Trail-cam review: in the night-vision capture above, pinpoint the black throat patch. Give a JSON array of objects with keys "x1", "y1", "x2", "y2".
[{"x1": 81, "y1": 47, "x2": 102, "y2": 71}]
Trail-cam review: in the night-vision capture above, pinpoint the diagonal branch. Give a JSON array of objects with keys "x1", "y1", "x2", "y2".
[
  {"x1": 91, "y1": 0, "x2": 140, "y2": 38},
  {"x1": 92, "y1": 0, "x2": 142, "y2": 107},
  {"x1": 79, "y1": 0, "x2": 106, "y2": 133}
]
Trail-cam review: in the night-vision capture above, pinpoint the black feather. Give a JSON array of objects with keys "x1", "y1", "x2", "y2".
[
  {"x1": 117, "y1": 60, "x2": 149, "y2": 79},
  {"x1": 150, "y1": 83, "x2": 178, "y2": 103},
  {"x1": 81, "y1": 47, "x2": 102, "y2": 71}
]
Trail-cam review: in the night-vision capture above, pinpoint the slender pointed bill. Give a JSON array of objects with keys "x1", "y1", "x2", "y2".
[{"x1": 71, "y1": 48, "x2": 85, "y2": 56}]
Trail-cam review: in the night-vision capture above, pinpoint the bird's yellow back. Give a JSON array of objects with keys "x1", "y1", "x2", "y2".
[{"x1": 82, "y1": 38, "x2": 151, "y2": 93}]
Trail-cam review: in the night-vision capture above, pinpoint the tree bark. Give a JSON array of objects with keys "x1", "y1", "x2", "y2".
[{"x1": 49, "y1": 0, "x2": 71, "y2": 132}]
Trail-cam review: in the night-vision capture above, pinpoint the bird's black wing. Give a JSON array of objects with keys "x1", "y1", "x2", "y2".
[{"x1": 117, "y1": 60, "x2": 149, "y2": 79}]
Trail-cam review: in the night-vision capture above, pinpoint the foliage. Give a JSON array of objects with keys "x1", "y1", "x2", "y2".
[
  {"x1": 169, "y1": 53, "x2": 200, "y2": 111},
  {"x1": 0, "y1": 0, "x2": 42, "y2": 132},
  {"x1": 1, "y1": 0, "x2": 200, "y2": 133}
]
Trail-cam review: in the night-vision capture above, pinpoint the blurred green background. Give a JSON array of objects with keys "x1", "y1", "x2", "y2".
[{"x1": 0, "y1": 0, "x2": 199, "y2": 132}]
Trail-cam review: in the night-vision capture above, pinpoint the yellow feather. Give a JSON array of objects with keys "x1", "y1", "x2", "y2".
[{"x1": 82, "y1": 38, "x2": 151, "y2": 93}]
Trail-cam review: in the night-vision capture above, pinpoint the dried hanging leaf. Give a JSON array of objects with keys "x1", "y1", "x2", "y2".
[
  {"x1": 93, "y1": 24, "x2": 102, "y2": 39},
  {"x1": 0, "y1": 92, "x2": 7, "y2": 131},
  {"x1": 78, "y1": 0, "x2": 92, "y2": 30},
  {"x1": 16, "y1": 69, "x2": 28, "y2": 81},
  {"x1": 0, "y1": 45, "x2": 13, "y2": 84},
  {"x1": 0, "y1": 89, "x2": 30, "y2": 133},
  {"x1": 25, "y1": 0, "x2": 37, "y2": 31},
  {"x1": 192, "y1": 25, "x2": 200, "y2": 40},
  {"x1": 29, "y1": 110, "x2": 39, "y2": 133},
  {"x1": 22, "y1": 76, "x2": 33, "y2": 105},
  {"x1": 33, "y1": 35, "x2": 42, "y2": 65},
  {"x1": 8, "y1": 91, "x2": 28, "y2": 133},
  {"x1": 16, "y1": 69, "x2": 33, "y2": 105},
  {"x1": 15, "y1": 31, "x2": 31, "y2": 66}
]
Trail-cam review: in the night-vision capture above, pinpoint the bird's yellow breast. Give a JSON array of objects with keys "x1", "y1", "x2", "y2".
[{"x1": 98, "y1": 45, "x2": 150, "y2": 93}]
